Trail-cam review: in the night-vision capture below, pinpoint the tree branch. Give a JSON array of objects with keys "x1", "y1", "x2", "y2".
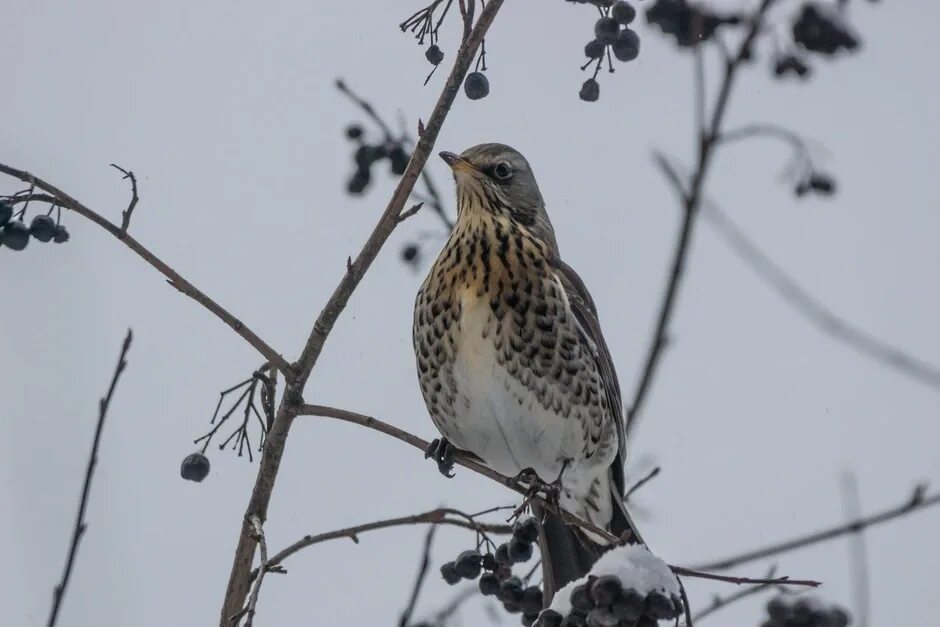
[
  {"x1": 625, "y1": 0, "x2": 780, "y2": 438},
  {"x1": 218, "y1": 3, "x2": 506, "y2": 621},
  {"x1": 47, "y1": 329, "x2": 133, "y2": 627},
  {"x1": 693, "y1": 484, "x2": 939, "y2": 572},
  {"x1": 259, "y1": 507, "x2": 510, "y2": 577},
  {"x1": 0, "y1": 163, "x2": 290, "y2": 374},
  {"x1": 109, "y1": 163, "x2": 139, "y2": 232},
  {"x1": 398, "y1": 526, "x2": 438, "y2": 627},
  {"x1": 691, "y1": 566, "x2": 779, "y2": 622}
]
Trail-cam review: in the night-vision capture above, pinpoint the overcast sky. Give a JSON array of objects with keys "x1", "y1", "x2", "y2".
[{"x1": 2, "y1": 1, "x2": 938, "y2": 626}]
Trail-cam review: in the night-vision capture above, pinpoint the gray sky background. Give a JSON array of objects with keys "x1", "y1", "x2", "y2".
[{"x1": 2, "y1": 1, "x2": 938, "y2": 626}]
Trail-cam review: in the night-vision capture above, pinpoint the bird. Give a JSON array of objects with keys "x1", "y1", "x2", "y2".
[{"x1": 412, "y1": 143, "x2": 643, "y2": 600}]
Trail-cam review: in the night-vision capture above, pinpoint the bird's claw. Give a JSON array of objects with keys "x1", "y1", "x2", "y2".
[{"x1": 425, "y1": 438, "x2": 456, "y2": 478}]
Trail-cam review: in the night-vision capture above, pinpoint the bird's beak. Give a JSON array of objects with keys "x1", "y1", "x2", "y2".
[{"x1": 439, "y1": 151, "x2": 475, "y2": 173}]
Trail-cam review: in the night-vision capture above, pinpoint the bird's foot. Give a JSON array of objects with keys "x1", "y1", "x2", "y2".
[
  {"x1": 424, "y1": 438, "x2": 456, "y2": 478},
  {"x1": 508, "y1": 467, "x2": 564, "y2": 522}
]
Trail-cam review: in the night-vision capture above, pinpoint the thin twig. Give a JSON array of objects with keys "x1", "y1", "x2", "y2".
[
  {"x1": 693, "y1": 484, "x2": 938, "y2": 571},
  {"x1": 0, "y1": 163, "x2": 290, "y2": 375},
  {"x1": 398, "y1": 526, "x2": 438, "y2": 627},
  {"x1": 841, "y1": 473, "x2": 870, "y2": 627},
  {"x1": 237, "y1": 516, "x2": 269, "y2": 627},
  {"x1": 700, "y1": 199, "x2": 940, "y2": 391},
  {"x1": 624, "y1": 466, "x2": 661, "y2": 501},
  {"x1": 259, "y1": 507, "x2": 510, "y2": 577},
  {"x1": 46, "y1": 329, "x2": 133, "y2": 627},
  {"x1": 423, "y1": 586, "x2": 477, "y2": 627},
  {"x1": 671, "y1": 567, "x2": 818, "y2": 588},
  {"x1": 625, "y1": 0, "x2": 780, "y2": 438},
  {"x1": 691, "y1": 566, "x2": 779, "y2": 622},
  {"x1": 109, "y1": 163, "x2": 139, "y2": 232}
]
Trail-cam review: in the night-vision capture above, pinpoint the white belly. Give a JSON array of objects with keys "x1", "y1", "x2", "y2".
[{"x1": 445, "y1": 295, "x2": 577, "y2": 480}]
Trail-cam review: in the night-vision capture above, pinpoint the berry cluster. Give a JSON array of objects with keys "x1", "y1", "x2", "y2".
[
  {"x1": 440, "y1": 517, "x2": 542, "y2": 625},
  {"x1": 571, "y1": 1, "x2": 641, "y2": 102},
  {"x1": 537, "y1": 575, "x2": 682, "y2": 627},
  {"x1": 645, "y1": 0, "x2": 742, "y2": 48},
  {"x1": 400, "y1": 1, "x2": 492, "y2": 100},
  {"x1": 763, "y1": 595, "x2": 851, "y2": 627},
  {"x1": 180, "y1": 452, "x2": 211, "y2": 482},
  {"x1": 344, "y1": 124, "x2": 411, "y2": 195},
  {"x1": 1, "y1": 199, "x2": 70, "y2": 252},
  {"x1": 792, "y1": 3, "x2": 859, "y2": 56}
]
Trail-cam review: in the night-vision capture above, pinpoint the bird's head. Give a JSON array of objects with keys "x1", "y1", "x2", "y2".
[{"x1": 440, "y1": 143, "x2": 558, "y2": 252}]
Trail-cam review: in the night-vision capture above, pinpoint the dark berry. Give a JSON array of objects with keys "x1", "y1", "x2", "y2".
[
  {"x1": 180, "y1": 452, "x2": 210, "y2": 482},
  {"x1": 792, "y1": 599, "x2": 814, "y2": 621},
  {"x1": 30, "y1": 214, "x2": 57, "y2": 242},
  {"x1": 513, "y1": 517, "x2": 540, "y2": 544},
  {"x1": 521, "y1": 586, "x2": 543, "y2": 614},
  {"x1": 612, "y1": 28, "x2": 640, "y2": 62},
  {"x1": 579, "y1": 79, "x2": 600, "y2": 102},
  {"x1": 440, "y1": 561, "x2": 461, "y2": 585},
  {"x1": 560, "y1": 614, "x2": 586, "y2": 627},
  {"x1": 809, "y1": 173, "x2": 836, "y2": 195},
  {"x1": 508, "y1": 538, "x2": 533, "y2": 563},
  {"x1": 388, "y1": 146, "x2": 410, "y2": 175},
  {"x1": 2, "y1": 220, "x2": 30, "y2": 251},
  {"x1": 645, "y1": 590, "x2": 677, "y2": 619},
  {"x1": 594, "y1": 17, "x2": 620, "y2": 45},
  {"x1": 635, "y1": 617, "x2": 657, "y2": 627},
  {"x1": 482, "y1": 552, "x2": 499, "y2": 571},
  {"x1": 503, "y1": 599, "x2": 523, "y2": 614},
  {"x1": 590, "y1": 575, "x2": 622, "y2": 605},
  {"x1": 612, "y1": 588, "x2": 644, "y2": 621},
  {"x1": 479, "y1": 572, "x2": 500, "y2": 596},
  {"x1": 464, "y1": 72, "x2": 490, "y2": 100},
  {"x1": 455, "y1": 549, "x2": 483, "y2": 579},
  {"x1": 401, "y1": 244, "x2": 419, "y2": 263},
  {"x1": 500, "y1": 576, "x2": 525, "y2": 604},
  {"x1": 0, "y1": 200, "x2": 12, "y2": 226},
  {"x1": 570, "y1": 582, "x2": 595, "y2": 612},
  {"x1": 522, "y1": 613, "x2": 540, "y2": 627},
  {"x1": 766, "y1": 597, "x2": 790, "y2": 619},
  {"x1": 346, "y1": 168, "x2": 371, "y2": 195},
  {"x1": 345, "y1": 124, "x2": 363, "y2": 140},
  {"x1": 612, "y1": 1, "x2": 636, "y2": 25},
  {"x1": 425, "y1": 44, "x2": 444, "y2": 65},
  {"x1": 495, "y1": 542, "x2": 513, "y2": 565},
  {"x1": 584, "y1": 39, "x2": 606, "y2": 59},
  {"x1": 829, "y1": 607, "x2": 851, "y2": 627},
  {"x1": 538, "y1": 609, "x2": 564, "y2": 627},
  {"x1": 585, "y1": 607, "x2": 619, "y2": 627},
  {"x1": 52, "y1": 224, "x2": 69, "y2": 243}
]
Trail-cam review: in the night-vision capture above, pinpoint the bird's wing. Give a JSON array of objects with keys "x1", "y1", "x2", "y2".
[{"x1": 552, "y1": 258, "x2": 627, "y2": 494}]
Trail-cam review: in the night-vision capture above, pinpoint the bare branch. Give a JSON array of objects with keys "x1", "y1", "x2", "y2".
[
  {"x1": 294, "y1": 404, "x2": 820, "y2": 589},
  {"x1": 260, "y1": 507, "x2": 510, "y2": 577},
  {"x1": 236, "y1": 516, "x2": 270, "y2": 627},
  {"x1": 398, "y1": 526, "x2": 438, "y2": 627},
  {"x1": 0, "y1": 163, "x2": 291, "y2": 375},
  {"x1": 694, "y1": 484, "x2": 939, "y2": 572},
  {"x1": 47, "y1": 329, "x2": 133, "y2": 627},
  {"x1": 218, "y1": 8, "x2": 506, "y2": 611},
  {"x1": 626, "y1": 0, "x2": 781, "y2": 438},
  {"x1": 671, "y1": 566, "x2": 818, "y2": 588},
  {"x1": 624, "y1": 466, "x2": 661, "y2": 502},
  {"x1": 109, "y1": 163, "x2": 139, "y2": 232},
  {"x1": 700, "y1": 200, "x2": 940, "y2": 391},
  {"x1": 691, "y1": 566, "x2": 779, "y2": 622}
]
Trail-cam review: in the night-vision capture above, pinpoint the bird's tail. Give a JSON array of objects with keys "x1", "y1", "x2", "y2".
[{"x1": 536, "y1": 469, "x2": 644, "y2": 602}]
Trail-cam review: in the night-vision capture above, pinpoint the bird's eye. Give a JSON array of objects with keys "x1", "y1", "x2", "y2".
[{"x1": 493, "y1": 162, "x2": 513, "y2": 181}]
